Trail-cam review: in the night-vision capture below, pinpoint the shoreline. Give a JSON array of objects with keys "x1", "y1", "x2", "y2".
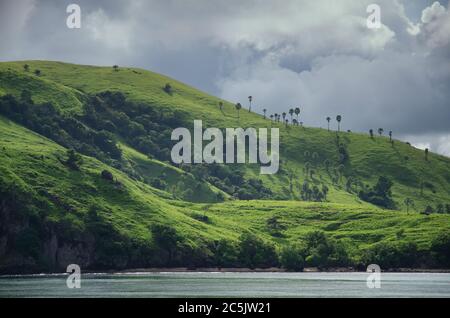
[
  {"x1": 2, "y1": 267, "x2": 450, "y2": 277},
  {"x1": 114, "y1": 267, "x2": 450, "y2": 273}
]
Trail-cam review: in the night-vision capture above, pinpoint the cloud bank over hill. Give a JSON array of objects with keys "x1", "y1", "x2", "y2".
[{"x1": 0, "y1": 0, "x2": 449, "y2": 155}]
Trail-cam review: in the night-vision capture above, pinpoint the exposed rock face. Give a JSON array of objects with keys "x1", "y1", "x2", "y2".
[
  {"x1": 0, "y1": 199, "x2": 96, "y2": 273},
  {"x1": 42, "y1": 232, "x2": 95, "y2": 271}
]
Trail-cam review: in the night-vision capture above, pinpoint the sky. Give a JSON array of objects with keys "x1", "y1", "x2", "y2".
[{"x1": 0, "y1": 0, "x2": 449, "y2": 156}]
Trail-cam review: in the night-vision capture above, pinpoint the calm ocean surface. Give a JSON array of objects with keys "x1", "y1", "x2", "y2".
[{"x1": 1, "y1": 272, "x2": 449, "y2": 298}]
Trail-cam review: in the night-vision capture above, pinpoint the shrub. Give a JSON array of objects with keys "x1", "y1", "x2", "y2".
[
  {"x1": 430, "y1": 233, "x2": 450, "y2": 267},
  {"x1": 280, "y1": 245, "x2": 305, "y2": 271},
  {"x1": 66, "y1": 149, "x2": 82, "y2": 170},
  {"x1": 361, "y1": 241, "x2": 420, "y2": 268},
  {"x1": 150, "y1": 177, "x2": 168, "y2": 190},
  {"x1": 422, "y1": 205, "x2": 434, "y2": 215},
  {"x1": 238, "y1": 233, "x2": 278, "y2": 269},
  {"x1": 163, "y1": 83, "x2": 173, "y2": 94},
  {"x1": 358, "y1": 176, "x2": 395, "y2": 209},
  {"x1": 302, "y1": 231, "x2": 350, "y2": 268},
  {"x1": 101, "y1": 170, "x2": 114, "y2": 182},
  {"x1": 150, "y1": 224, "x2": 183, "y2": 266},
  {"x1": 213, "y1": 239, "x2": 238, "y2": 268}
]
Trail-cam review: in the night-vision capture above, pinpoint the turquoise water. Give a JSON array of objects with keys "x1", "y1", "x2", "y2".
[{"x1": 0, "y1": 272, "x2": 449, "y2": 298}]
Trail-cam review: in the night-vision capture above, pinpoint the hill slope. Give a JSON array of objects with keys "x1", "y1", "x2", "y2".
[{"x1": 0, "y1": 60, "x2": 449, "y2": 273}]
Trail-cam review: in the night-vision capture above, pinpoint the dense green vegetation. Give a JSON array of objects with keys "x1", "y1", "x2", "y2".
[{"x1": 0, "y1": 60, "x2": 449, "y2": 273}]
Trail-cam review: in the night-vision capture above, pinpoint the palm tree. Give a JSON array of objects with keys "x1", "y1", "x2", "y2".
[
  {"x1": 378, "y1": 128, "x2": 384, "y2": 136},
  {"x1": 248, "y1": 96, "x2": 252, "y2": 112},
  {"x1": 23, "y1": 64, "x2": 29, "y2": 72},
  {"x1": 294, "y1": 107, "x2": 300, "y2": 122},
  {"x1": 263, "y1": 108, "x2": 267, "y2": 119},
  {"x1": 425, "y1": 148, "x2": 429, "y2": 161},
  {"x1": 282, "y1": 112, "x2": 286, "y2": 122},
  {"x1": 270, "y1": 114, "x2": 274, "y2": 121},
  {"x1": 389, "y1": 131, "x2": 392, "y2": 142},
  {"x1": 369, "y1": 129, "x2": 374, "y2": 139},
  {"x1": 326, "y1": 117, "x2": 331, "y2": 131},
  {"x1": 219, "y1": 101, "x2": 223, "y2": 112},
  {"x1": 336, "y1": 115, "x2": 342, "y2": 132},
  {"x1": 292, "y1": 119, "x2": 298, "y2": 126},
  {"x1": 404, "y1": 198, "x2": 414, "y2": 214},
  {"x1": 285, "y1": 119, "x2": 289, "y2": 127},
  {"x1": 289, "y1": 108, "x2": 294, "y2": 123},
  {"x1": 113, "y1": 65, "x2": 119, "y2": 71},
  {"x1": 274, "y1": 113, "x2": 279, "y2": 122},
  {"x1": 235, "y1": 103, "x2": 242, "y2": 121}
]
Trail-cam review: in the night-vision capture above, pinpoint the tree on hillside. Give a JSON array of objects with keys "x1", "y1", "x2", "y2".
[
  {"x1": 358, "y1": 176, "x2": 395, "y2": 209},
  {"x1": 263, "y1": 108, "x2": 267, "y2": 119},
  {"x1": 326, "y1": 117, "x2": 331, "y2": 131},
  {"x1": 289, "y1": 108, "x2": 294, "y2": 122},
  {"x1": 303, "y1": 161, "x2": 311, "y2": 176},
  {"x1": 163, "y1": 83, "x2": 173, "y2": 94},
  {"x1": 323, "y1": 159, "x2": 331, "y2": 173},
  {"x1": 151, "y1": 224, "x2": 182, "y2": 265},
  {"x1": 423, "y1": 205, "x2": 434, "y2": 215},
  {"x1": 295, "y1": 107, "x2": 300, "y2": 122},
  {"x1": 369, "y1": 129, "x2": 374, "y2": 139},
  {"x1": 322, "y1": 184, "x2": 329, "y2": 200},
  {"x1": 66, "y1": 149, "x2": 83, "y2": 170},
  {"x1": 404, "y1": 198, "x2": 414, "y2": 214},
  {"x1": 270, "y1": 114, "x2": 274, "y2": 121},
  {"x1": 23, "y1": 64, "x2": 30, "y2": 72},
  {"x1": 113, "y1": 65, "x2": 119, "y2": 71},
  {"x1": 235, "y1": 103, "x2": 242, "y2": 121},
  {"x1": 378, "y1": 128, "x2": 384, "y2": 136},
  {"x1": 218, "y1": 101, "x2": 223, "y2": 112},
  {"x1": 311, "y1": 152, "x2": 319, "y2": 165},
  {"x1": 389, "y1": 131, "x2": 393, "y2": 142},
  {"x1": 285, "y1": 119, "x2": 289, "y2": 127},
  {"x1": 425, "y1": 148, "x2": 429, "y2": 161},
  {"x1": 282, "y1": 112, "x2": 286, "y2": 122},
  {"x1": 238, "y1": 233, "x2": 278, "y2": 268},
  {"x1": 248, "y1": 96, "x2": 252, "y2": 112},
  {"x1": 34, "y1": 69, "x2": 41, "y2": 76},
  {"x1": 280, "y1": 245, "x2": 305, "y2": 271},
  {"x1": 336, "y1": 115, "x2": 342, "y2": 132},
  {"x1": 274, "y1": 113, "x2": 279, "y2": 122}
]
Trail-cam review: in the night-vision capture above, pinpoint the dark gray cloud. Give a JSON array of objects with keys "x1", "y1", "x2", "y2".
[{"x1": 0, "y1": 0, "x2": 449, "y2": 156}]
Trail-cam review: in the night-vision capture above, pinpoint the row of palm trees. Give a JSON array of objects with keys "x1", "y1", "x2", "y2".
[
  {"x1": 221, "y1": 96, "x2": 431, "y2": 162},
  {"x1": 369, "y1": 128, "x2": 393, "y2": 141},
  {"x1": 225, "y1": 97, "x2": 344, "y2": 131},
  {"x1": 326, "y1": 115, "x2": 342, "y2": 132},
  {"x1": 264, "y1": 108, "x2": 302, "y2": 126}
]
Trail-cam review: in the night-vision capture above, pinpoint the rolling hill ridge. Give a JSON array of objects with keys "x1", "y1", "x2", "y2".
[{"x1": 0, "y1": 60, "x2": 449, "y2": 273}]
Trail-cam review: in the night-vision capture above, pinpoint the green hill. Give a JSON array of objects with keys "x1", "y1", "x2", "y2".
[{"x1": 0, "y1": 60, "x2": 449, "y2": 273}]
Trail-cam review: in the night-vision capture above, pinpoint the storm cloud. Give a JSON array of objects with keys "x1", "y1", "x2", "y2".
[{"x1": 0, "y1": 0, "x2": 449, "y2": 155}]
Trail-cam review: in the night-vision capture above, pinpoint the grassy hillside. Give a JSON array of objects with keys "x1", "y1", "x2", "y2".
[
  {"x1": 1, "y1": 61, "x2": 448, "y2": 211},
  {"x1": 0, "y1": 60, "x2": 449, "y2": 273}
]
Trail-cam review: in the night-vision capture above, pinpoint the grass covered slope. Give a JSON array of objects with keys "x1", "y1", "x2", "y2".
[
  {"x1": 1, "y1": 117, "x2": 449, "y2": 273},
  {"x1": 1, "y1": 60, "x2": 448, "y2": 211},
  {"x1": 0, "y1": 60, "x2": 449, "y2": 273}
]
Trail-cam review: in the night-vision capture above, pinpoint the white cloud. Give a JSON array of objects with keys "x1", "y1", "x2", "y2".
[
  {"x1": 0, "y1": 0, "x2": 449, "y2": 156},
  {"x1": 400, "y1": 133, "x2": 450, "y2": 156},
  {"x1": 85, "y1": 8, "x2": 133, "y2": 50}
]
